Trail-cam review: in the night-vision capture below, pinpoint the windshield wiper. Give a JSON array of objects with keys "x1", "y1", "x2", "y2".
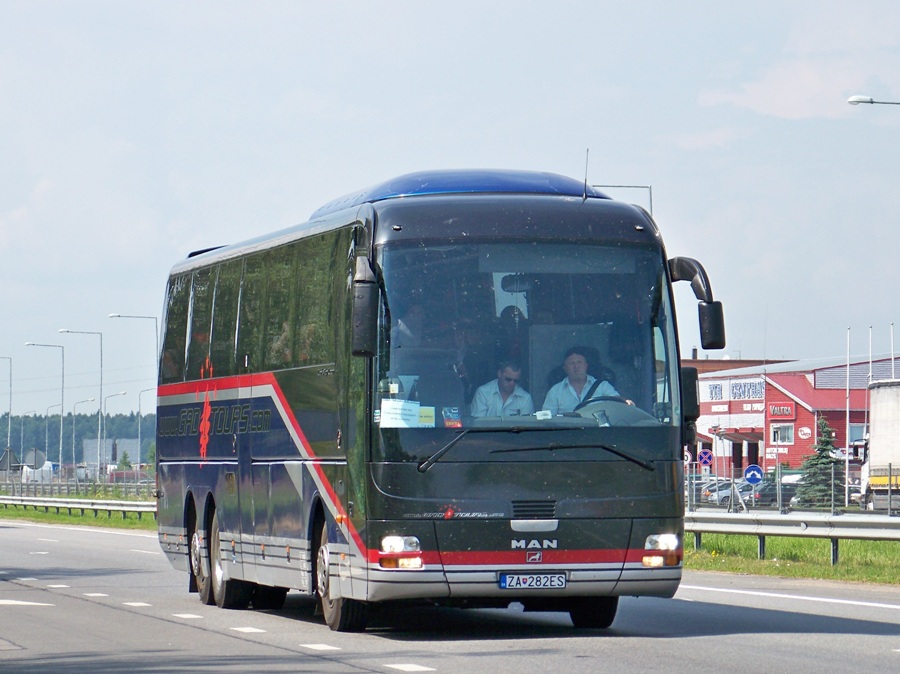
[
  {"x1": 490, "y1": 442, "x2": 655, "y2": 472},
  {"x1": 417, "y1": 426, "x2": 576, "y2": 473}
]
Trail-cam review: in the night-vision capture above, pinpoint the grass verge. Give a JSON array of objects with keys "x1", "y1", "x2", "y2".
[
  {"x1": 684, "y1": 533, "x2": 900, "y2": 585},
  {"x1": 0, "y1": 504, "x2": 157, "y2": 531}
]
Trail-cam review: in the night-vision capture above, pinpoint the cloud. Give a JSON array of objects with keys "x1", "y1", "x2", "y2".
[
  {"x1": 697, "y1": 5, "x2": 900, "y2": 120},
  {"x1": 699, "y1": 57, "x2": 867, "y2": 120}
]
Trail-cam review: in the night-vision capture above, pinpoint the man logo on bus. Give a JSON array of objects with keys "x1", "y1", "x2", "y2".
[{"x1": 512, "y1": 539, "x2": 558, "y2": 549}]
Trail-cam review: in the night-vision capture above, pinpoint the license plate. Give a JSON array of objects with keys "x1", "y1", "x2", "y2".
[{"x1": 499, "y1": 573, "x2": 567, "y2": 589}]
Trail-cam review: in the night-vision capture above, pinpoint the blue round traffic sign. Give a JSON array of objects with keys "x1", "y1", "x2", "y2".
[
  {"x1": 698, "y1": 448, "x2": 713, "y2": 466},
  {"x1": 743, "y1": 464, "x2": 763, "y2": 484}
]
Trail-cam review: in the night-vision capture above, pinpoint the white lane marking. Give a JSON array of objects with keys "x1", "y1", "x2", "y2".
[
  {"x1": 301, "y1": 644, "x2": 341, "y2": 651},
  {"x1": 124, "y1": 602, "x2": 152, "y2": 607},
  {"x1": 0, "y1": 600, "x2": 54, "y2": 606},
  {"x1": 172, "y1": 613, "x2": 203, "y2": 619},
  {"x1": 680, "y1": 585, "x2": 900, "y2": 611},
  {"x1": 16, "y1": 578, "x2": 38, "y2": 581},
  {"x1": 84, "y1": 593, "x2": 108, "y2": 597},
  {"x1": 130, "y1": 549, "x2": 160, "y2": 555},
  {"x1": 384, "y1": 666, "x2": 436, "y2": 672},
  {"x1": 37, "y1": 538, "x2": 58, "y2": 542},
  {"x1": 47, "y1": 584, "x2": 69, "y2": 588},
  {"x1": 28, "y1": 551, "x2": 49, "y2": 555},
  {"x1": 2, "y1": 520, "x2": 156, "y2": 539},
  {"x1": 231, "y1": 627, "x2": 266, "y2": 633}
]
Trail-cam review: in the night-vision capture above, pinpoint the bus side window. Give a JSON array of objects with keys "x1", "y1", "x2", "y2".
[
  {"x1": 237, "y1": 253, "x2": 267, "y2": 373},
  {"x1": 295, "y1": 234, "x2": 336, "y2": 365},
  {"x1": 263, "y1": 246, "x2": 296, "y2": 369},
  {"x1": 185, "y1": 268, "x2": 214, "y2": 380},
  {"x1": 210, "y1": 259, "x2": 242, "y2": 377},
  {"x1": 160, "y1": 273, "x2": 190, "y2": 384}
]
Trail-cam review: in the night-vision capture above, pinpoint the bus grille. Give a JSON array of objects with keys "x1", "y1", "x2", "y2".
[{"x1": 512, "y1": 500, "x2": 557, "y2": 519}]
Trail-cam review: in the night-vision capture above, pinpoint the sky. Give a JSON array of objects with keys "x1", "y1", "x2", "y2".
[{"x1": 2, "y1": 0, "x2": 900, "y2": 419}]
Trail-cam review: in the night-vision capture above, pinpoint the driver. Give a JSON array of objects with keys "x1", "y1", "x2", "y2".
[
  {"x1": 470, "y1": 360, "x2": 535, "y2": 417},
  {"x1": 541, "y1": 346, "x2": 621, "y2": 415}
]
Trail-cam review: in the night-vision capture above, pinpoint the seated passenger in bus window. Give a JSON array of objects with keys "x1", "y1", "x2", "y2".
[
  {"x1": 470, "y1": 361, "x2": 535, "y2": 417},
  {"x1": 542, "y1": 346, "x2": 620, "y2": 415}
]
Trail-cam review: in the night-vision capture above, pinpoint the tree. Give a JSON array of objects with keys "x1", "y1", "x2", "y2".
[
  {"x1": 117, "y1": 450, "x2": 132, "y2": 470},
  {"x1": 795, "y1": 416, "x2": 844, "y2": 507}
]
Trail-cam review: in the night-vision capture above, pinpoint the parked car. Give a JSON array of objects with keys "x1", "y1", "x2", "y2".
[
  {"x1": 699, "y1": 479, "x2": 732, "y2": 503},
  {"x1": 686, "y1": 478, "x2": 726, "y2": 503},
  {"x1": 752, "y1": 481, "x2": 797, "y2": 507},
  {"x1": 707, "y1": 480, "x2": 753, "y2": 507}
]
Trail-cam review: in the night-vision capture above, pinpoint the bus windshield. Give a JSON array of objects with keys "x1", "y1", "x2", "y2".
[{"x1": 374, "y1": 241, "x2": 681, "y2": 462}]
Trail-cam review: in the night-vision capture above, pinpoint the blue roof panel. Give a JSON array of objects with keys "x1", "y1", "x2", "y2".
[{"x1": 310, "y1": 169, "x2": 610, "y2": 219}]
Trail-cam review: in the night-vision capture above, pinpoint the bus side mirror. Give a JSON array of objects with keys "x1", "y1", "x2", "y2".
[
  {"x1": 668, "y1": 256, "x2": 726, "y2": 351},
  {"x1": 698, "y1": 301, "x2": 725, "y2": 351},
  {"x1": 351, "y1": 257, "x2": 378, "y2": 357},
  {"x1": 681, "y1": 366, "x2": 699, "y2": 446}
]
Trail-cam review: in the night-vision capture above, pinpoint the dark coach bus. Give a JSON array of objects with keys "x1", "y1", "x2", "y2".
[{"x1": 155, "y1": 169, "x2": 725, "y2": 631}]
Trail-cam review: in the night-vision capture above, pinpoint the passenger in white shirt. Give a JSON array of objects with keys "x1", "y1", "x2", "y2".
[
  {"x1": 542, "y1": 347, "x2": 620, "y2": 415},
  {"x1": 470, "y1": 361, "x2": 535, "y2": 417}
]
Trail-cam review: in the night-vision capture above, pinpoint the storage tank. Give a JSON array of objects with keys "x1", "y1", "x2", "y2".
[{"x1": 862, "y1": 380, "x2": 900, "y2": 509}]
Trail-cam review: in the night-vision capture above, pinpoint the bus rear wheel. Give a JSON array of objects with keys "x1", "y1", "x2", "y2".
[
  {"x1": 316, "y1": 521, "x2": 367, "y2": 631},
  {"x1": 190, "y1": 507, "x2": 213, "y2": 605},
  {"x1": 210, "y1": 510, "x2": 251, "y2": 609},
  {"x1": 569, "y1": 596, "x2": 618, "y2": 629}
]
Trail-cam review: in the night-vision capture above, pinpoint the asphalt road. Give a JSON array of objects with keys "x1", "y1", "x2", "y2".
[{"x1": 1, "y1": 519, "x2": 898, "y2": 673}]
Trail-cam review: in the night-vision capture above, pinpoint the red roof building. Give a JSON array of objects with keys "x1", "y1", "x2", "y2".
[{"x1": 687, "y1": 356, "x2": 895, "y2": 478}]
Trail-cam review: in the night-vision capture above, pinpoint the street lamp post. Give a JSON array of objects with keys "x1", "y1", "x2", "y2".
[
  {"x1": 109, "y1": 314, "x2": 160, "y2": 371},
  {"x1": 847, "y1": 95, "x2": 900, "y2": 106},
  {"x1": 58, "y1": 329, "x2": 103, "y2": 482},
  {"x1": 20, "y1": 410, "x2": 35, "y2": 457},
  {"x1": 16, "y1": 410, "x2": 35, "y2": 492},
  {"x1": 103, "y1": 391, "x2": 126, "y2": 476},
  {"x1": 26, "y1": 343, "x2": 64, "y2": 484},
  {"x1": 0, "y1": 356, "x2": 9, "y2": 490},
  {"x1": 0, "y1": 356, "x2": 11, "y2": 454},
  {"x1": 137, "y1": 387, "x2": 155, "y2": 477},
  {"x1": 43, "y1": 404, "x2": 61, "y2": 487},
  {"x1": 73, "y1": 397, "x2": 95, "y2": 483},
  {"x1": 594, "y1": 184, "x2": 653, "y2": 215}
]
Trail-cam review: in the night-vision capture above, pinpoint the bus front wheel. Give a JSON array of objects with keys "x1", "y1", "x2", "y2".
[{"x1": 316, "y1": 521, "x2": 367, "y2": 631}]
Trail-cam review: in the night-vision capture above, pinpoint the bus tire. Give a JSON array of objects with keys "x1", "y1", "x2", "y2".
[
  {"x1": 316, "y1": 521, "x2": 367, "y2": 631},
  {"x1": 190, "y1": 507, "x2": 214, "y2": 605},
  {"x1": 252, "y1": 585, "x2": 288, "y2": 611},
  {"x1": 210, "y1": 510, "x2": 251, "y2": 609},
  {"x1": 569, "y1": 596, "x2": 618, "y2": 629}
]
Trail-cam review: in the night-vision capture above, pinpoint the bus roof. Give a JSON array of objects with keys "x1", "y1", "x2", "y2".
[{"x1": 309, "y1": 169, "x2": 610, "y2": 219}]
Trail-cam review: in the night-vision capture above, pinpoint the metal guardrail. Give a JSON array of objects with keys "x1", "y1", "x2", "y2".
[
  {"x1": 684, "y1": 510, "x2": 900, "y2": 565},
  {"x1": 0, "y1": 495, "x2": 156, "y2": 520}
]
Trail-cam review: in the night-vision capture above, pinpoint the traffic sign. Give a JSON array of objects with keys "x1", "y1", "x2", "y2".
[
  {"x1": 683, "y1": 450, "x2": 693, "y2": 465},
  {"x1": 744, "y1": 464, "x2": 763, "y2": 484},
  {"x1": 698, "y1": 448, "x2": 713, "y2": 466}
]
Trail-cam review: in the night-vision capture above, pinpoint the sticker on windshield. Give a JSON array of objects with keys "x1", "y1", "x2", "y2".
[{"x1": 379, "y1": 399, "x2": 436, "y2": 428}]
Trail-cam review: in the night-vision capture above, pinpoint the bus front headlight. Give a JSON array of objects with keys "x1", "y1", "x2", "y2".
[
  {"x1": 379, "y1": 535, "x2": 423, "y2": 570},
  {"x1": 643, "y1": 533, "x2": 681, "y2": 567}
]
